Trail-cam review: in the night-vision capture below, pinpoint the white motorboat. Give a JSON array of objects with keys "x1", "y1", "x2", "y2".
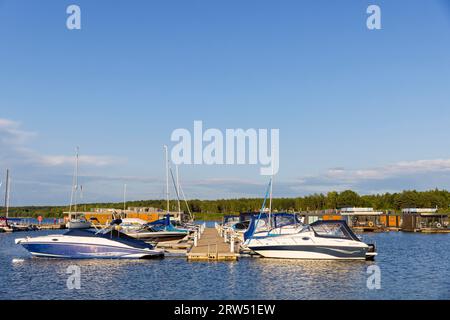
[
  {"x1": 65, "y1": 148, "x2": 91, "y2": 230},
  {"x1": 66, "y1": 213, "x2": 92, "y2": 229},
  {"x1": 15, "y1": 220, "x2": 164, "y2": 259},
  {"x1": 123, "y1": 215, "x2": 189, "y2": 243},
  {"x1": 119, "y1": 218, "x2": 149, "y2": 233},
  {"x1": 245, "y1": 220, "x2": 377, "y2": 260}
]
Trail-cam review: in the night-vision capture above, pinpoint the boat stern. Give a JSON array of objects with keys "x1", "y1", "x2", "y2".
[{"x1": 365, "y1": 243, "x2": 378, "y2": 261}]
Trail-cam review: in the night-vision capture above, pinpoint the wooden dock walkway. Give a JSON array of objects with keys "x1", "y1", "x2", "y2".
[{"x1": 187, "y1": 227, "x2": 239, "y2": 262}]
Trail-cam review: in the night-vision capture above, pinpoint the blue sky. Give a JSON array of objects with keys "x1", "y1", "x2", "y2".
[{"x1": 1, "y1": 0, "x2": 450, "y2": 205}]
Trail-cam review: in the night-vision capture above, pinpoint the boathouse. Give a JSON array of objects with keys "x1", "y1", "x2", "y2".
[
  {"x1": 401, "y1": 208, "x2": 449, "y2": 233},
  {"x1": 340, "y1": 207, "x2": 386, "y2": 232}
]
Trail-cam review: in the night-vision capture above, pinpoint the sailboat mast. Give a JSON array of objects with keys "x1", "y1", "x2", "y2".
[
  {"x1": 268, "y1": 165, "x2": 274, "y2": 228},
  {"x1": 164, "y1": 145, "x2": 170, "y2": 214},
  {"x1": 4, "y1": 169, "x2": 9, "y2": 218},
  {"x1": 69, "y1": 148, "x2": 78, "y2": 214},
  {"x1": 123, "y1": 184, "x2": 127, "y2": 211},
  {"x1": 176, "y1": 165, "x2": 181, "y2": 214},
  {"x1": 74, "y1": 147, "x2": 79, "y2": 214},
  {"x1": 179, "y1": 184, "x2": 193, "y2": 222}
]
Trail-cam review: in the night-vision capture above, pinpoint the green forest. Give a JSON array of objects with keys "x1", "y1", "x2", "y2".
[{"x1": 3, "y1": 189, "x2": 450, "y2": 218}]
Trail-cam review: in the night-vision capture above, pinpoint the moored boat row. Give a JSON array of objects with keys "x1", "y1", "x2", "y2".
[
  {"x1": 218, "y1": 179, "x2": 377, "y2": 261},
  {"x1": 11, "y1": 147, "x2": 198, "y2": 260}
]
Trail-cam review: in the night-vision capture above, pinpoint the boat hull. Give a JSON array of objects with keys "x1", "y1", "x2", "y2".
[
  {"x1": 16, "y1": 235, "x2": 164, "y2": 259},
  {"x1": 248, "y1": 245, "x2": 368, "y2": 260},
  {"x1": 66, "y1": 221, "x2": 92, "y2": 229},
  {"x1": 127, "y1": 232, "x2": 188, "y2": 243},
  {"x1": 21, "y1": 242, "x2": 163, "y2": 259}
]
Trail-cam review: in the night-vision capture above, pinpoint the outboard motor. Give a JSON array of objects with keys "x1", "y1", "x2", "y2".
[{"x1": 366, "y1": 243, "x2": 377, "y2": 261}]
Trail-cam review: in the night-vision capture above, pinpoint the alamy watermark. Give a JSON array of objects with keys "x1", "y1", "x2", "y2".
[
  {"x1": 366, "y1": 265, "x2": 381, "y2": 290},
  {"x1": 170, "y1": 121, "x2": 279, "y2": 176},
  {"x1": 66, "y1": 265, "x2": 81, "y2": 290},
  {"x1": 65, "y1": 4, "x2": 380, "y2": 31},
  {"x1": 66, "y1": 4, "x2": 81, "y2": 30},
  {"x1": 367, "y1": 5, "x2": 381, "y2": 30}
]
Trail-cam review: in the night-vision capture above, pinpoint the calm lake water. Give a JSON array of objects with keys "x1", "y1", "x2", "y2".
[{"x1": 1, "y1": 227, "x2": 449, "y2": 300}]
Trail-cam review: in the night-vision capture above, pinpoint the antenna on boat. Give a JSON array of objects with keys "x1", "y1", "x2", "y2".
[{"x1": 164, "y1": 145, "x2": 170, "y2": 214}]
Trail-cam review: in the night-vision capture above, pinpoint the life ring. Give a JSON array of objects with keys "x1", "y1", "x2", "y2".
[
  {"x1": 436, "y1": 223, "x2": 442, "y2": 228},
  {"x1": 368, "y1": 221, "x2": 374, "y2": 227}
]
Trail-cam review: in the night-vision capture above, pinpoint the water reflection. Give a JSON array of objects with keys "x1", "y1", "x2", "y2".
[{"x1": 1, "y1": 230, "x2": 449, "y2": 300}]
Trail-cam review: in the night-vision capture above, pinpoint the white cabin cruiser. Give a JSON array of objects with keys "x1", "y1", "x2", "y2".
[
  {"x1": 15, "y1": 220, "x2": 164, "y2": 259},
  {"x1": 66, "y1": 213, "x2": 92, "y2": 230},
  {"x1": 122, "y1": 215, "x2": 190, "y2": 244},
  {"x1": 245, "y1": 220, "x2": 377, "y2": 260}
]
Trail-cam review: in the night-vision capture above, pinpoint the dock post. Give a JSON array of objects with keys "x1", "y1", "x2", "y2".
[
  {"x1": 224, "y1": 230, "x2": 228, "y2": 243},
  {"x1": 194, "y1": 231, "x2": 198, "y2": 247},
  {"x1": 230, "y1": 234, "x2": 235, "y2": 253}
]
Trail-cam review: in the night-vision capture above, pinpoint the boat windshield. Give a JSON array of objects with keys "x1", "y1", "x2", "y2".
[
  {"x1": 224, "y1": 216, "x2": 240, "y2": 225},
  {"x1": 233, "y1": 221, "x2": 250, "y2": 231},
  {"x1": 274, "y1": 215, "x2": 299, "y2": 228},
  {"x1": 310, "y1": 221, "x2": 360, "y2": 241}
]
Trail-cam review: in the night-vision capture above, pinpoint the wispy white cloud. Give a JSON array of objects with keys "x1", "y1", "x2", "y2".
[
  {"x1": 3, "y1": 117, "x2": 450, "y2": 204},
  {"x1": 296, "y1": 158, "x2": 450, "y2": 194},
  {"x1": 322, "y1": 159, "x2": 450, "y2": 182},
  {"x1": 0, "y1": 118, "x2": 36, "y2": 145},
  {"x1": 0, "y1": 117, "x2": 122, "y2": 168},
  {"x1": 38, "y1": 155, "x2": 122, "y2": 167}
]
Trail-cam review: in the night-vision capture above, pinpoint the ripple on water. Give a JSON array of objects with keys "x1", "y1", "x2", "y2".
[{"x1": 1, "y1": 230, "x2": 449, "y2": 300}]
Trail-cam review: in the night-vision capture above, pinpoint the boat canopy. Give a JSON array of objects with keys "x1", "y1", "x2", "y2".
[
  {"x1": 65, "y1": 228, "x2": 155, "y2": 249},
  {"x1": 232, "y1": 221, "x2": 251, "y2": 231},
  {"x1": 223, "y1": 215, "x2": 240, "y2": 225},
  {"x1": 244, "y1": 213, "x2": 301, "y2": 240},
  {"x1": 310, "y1": 220, "x2": 361, "y2": 242},
  {"x1": 146, "y1": 215, "x2": 188, "y2": 233}
]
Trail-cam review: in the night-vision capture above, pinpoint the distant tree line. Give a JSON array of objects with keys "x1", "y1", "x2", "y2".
[{"x1": 3, "y1": 189, "x2": 450, "y2": 218}]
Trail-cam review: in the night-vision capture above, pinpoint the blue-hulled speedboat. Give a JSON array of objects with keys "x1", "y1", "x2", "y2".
[{"x1": 15, "y1": 220, "x2": 164, "y2": 259}]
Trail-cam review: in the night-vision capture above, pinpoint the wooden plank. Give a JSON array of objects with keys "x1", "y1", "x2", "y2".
[{"x1": 187, "y1": 228, "x2": 238, "y2": 261}]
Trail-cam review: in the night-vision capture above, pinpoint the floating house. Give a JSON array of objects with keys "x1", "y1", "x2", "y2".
[
  {"x1": 298, "y1": 209, "x2": 341, "y2": 224},
  {"x1": 340, "y1": 207, "x2": 386, "y2": 232},
  {"x1": 298, "y1": 208, "x2": 401, "y2": 232},
  {"x1": 401, "y1": 208, "x2": 450, "y2": 233}
]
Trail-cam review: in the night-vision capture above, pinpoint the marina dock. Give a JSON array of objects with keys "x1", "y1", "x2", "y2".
[{"x1": 187, "y1": 227, "x2": 239, "y2": 262}]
